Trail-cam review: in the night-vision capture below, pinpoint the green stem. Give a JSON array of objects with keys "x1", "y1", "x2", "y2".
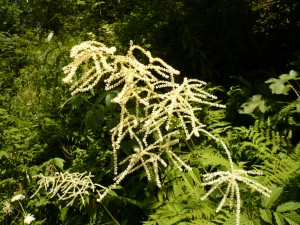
[
  {"x1": 288, "y1": 81, "x2": 300, "y2": 98},
  {"x1": 18, "y1": 200, "x2": 26, "y2": 216},
  {"x1": 179, "y1": 127, "x2": 233, "y2": 202},
  {"x1": 179, "y1": 129, "x2": 208, "y2": 174},
  {"x1": 101, "y1": 203, "x2": 120, "y2": 225}
]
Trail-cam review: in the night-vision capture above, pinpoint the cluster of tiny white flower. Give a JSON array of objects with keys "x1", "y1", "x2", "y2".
[
  {"x1": 2, "y1": 200, "x2": 12, "y2": 214},
  {"x1": 199, "y1": 130, "x2": 271, "y2": 225},
  {"x1": 31, "y1": 172, "x2": 107, "y2": 206},
  {"x1": 24, "y1": 214, "x2": 35, "y2": 224},
  {"x1": 2, "y1": 194, "x2": 35, "y2": 224},
  {"x1": 54, "y1": 41, "x2": 272, "y2": 225},
  {"x1": 61, "y1": 41, "x2": 227, "y2": 199},
  {"x1": 11, "y1": 194, "x2": 26, "y2": 202},
  {"x1": 62, "y1": 41, "x2": 117, "y2": 95}
]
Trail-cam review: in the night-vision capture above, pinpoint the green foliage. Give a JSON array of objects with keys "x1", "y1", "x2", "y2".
[
  {"x1": 1, "y1": 1, "x2": 300, "y2": 224},
  {"x1": 239, "y1": 71, "x2": 300, "y2": 140},
  {"x1": 144, "y1": 167, "x2": 216, "y2": 225},
  {"x1": 240, "y1": 94, "x2": 270, "y2": 114},
  {"x1": 265, "y1": 70, "x2": 300, "y2": 96},
  {"x1": 259, "y1": 186, "x2": 300, "y2": 225}
]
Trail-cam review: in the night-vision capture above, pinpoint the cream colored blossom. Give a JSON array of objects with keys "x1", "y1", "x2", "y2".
[
  {"x1": 2, "y1": 200, "x2": 12, "y2": 214},
  {"x1": 60, "y1": 41, "x2": 272, "y2": 219},
  {"x1": 62, "y1": 41, "x2": 117, "y2": 95},
  {"x1": 11, "y1": 194, "x2": 25, "y2": 202},
  {"x1": 32, "y1": 172, "x2": 107, "y2": 206},
  {"x1": 24, "y1": 214, "x2": 35, "y2": 224},
  {"x1": 62, "y1": 41, "x2": 230, "y2": 205},
  {"x1": 141, "y1": 77, "x2": 226, "y2": 143},
  {"x1": 200, "y1": 131, "x2": 271, "y2": 225}
]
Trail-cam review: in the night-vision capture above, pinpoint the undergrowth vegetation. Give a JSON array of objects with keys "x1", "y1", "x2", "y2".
[{"x1": 1, "y1": 1, "x2": 300, "y2": 224}]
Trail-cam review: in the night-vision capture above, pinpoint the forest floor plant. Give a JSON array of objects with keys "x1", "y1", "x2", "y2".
[
  {"x1": 32, "y1": 41, "x2": 272, "y2": 225},
  {"x1": 2, "y1": 194, "x2": 35, "y2": 224}
]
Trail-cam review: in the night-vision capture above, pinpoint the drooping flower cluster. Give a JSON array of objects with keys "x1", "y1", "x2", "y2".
[
  {"x1": 62, "y1": 41, "x2": 225, "y2": 188},
  {"x1": 11, "y1": 194, "x2": 26, "y2": 202},
  {"x1": 2, "y1": 194, "x2": 35, "y2": 224},
  {"x1": 43, "y1": 41, "x2": 272, "y2": 224},
  {"x1": 199, "y1": 130, "x2": 272, "y2": 225},
  {"x1": 31, "y1": 172, "x2": 107, "y2": 206},
  {"x1": 2, "y1": 200, "x2": 12, "y2": 214},
  {"x1": 24, "y1": 214, "x2": 35, "y2": 224},
  {"x1": 62, "y1": 41, "x2": 117, "y2": 95}
]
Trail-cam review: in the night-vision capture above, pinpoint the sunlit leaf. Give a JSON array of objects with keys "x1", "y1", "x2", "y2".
[
  {"x1": 265, "y1": 78, "x2": 290, "y2": 95},
  {"x1": 241, "y1": 94, "x2": 270, "y2": 114},
  {"x1": 262, "y1": 186, "x2": 283, "y2": 208},
  {"x1": 279, "y1": 70, "x2": 299, "y2": 81},
  {"x1": 52, "y1": 158, "x2": 65, "y2": 170},
  {"x1": 274, "y1": 212, "x2": 285, "y2": 225},
  {"x1": 277, "y1": 202, "x2": 300, "y2": 212},
  {"x1": 283, "y1": 212, "x2": 300, "y2": 225},
  {"x1": 259, "y1": 208, "x2": 273, "y2": 224}
]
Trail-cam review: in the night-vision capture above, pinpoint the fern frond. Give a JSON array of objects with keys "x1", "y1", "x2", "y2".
[
  {"x1": 197, "y1": 147, "x2": 231, "y2": 169},
  {"x1": 255, "y1": 152, "x2": 300, "y2": 186}
]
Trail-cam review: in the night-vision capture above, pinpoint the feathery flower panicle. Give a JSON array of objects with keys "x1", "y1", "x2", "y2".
[
  {"x1": 95, "y1": 132, "x2": 192, "y2": 203},
  {"x1": 24, "y1": 214, "x2": 35, "y2": 224},
  {"x1": 61, "y1": 41, "x2": 272, "y2": 224},
  {"x1": 113, "y1": 131, "x2": 191, "y2": 186},
  {"x1": 11, "y1": 194, "x2": 25, "y2": 202},
  {"x1": 200, "y1": 131, "x2": 271, "y2": 225},
  {"x1": 32, "y1": 172, "x2": 107, "y2": 206},
  {"x1": 62, "y1": 41, "x2": 117, "y2": 95},
  {"x1": 63, "y1": 40, "x2": 179, "y2": 96},
  {"x1": 2, "y1": 201, "x2": 12, "y2": 214},
  {"x1": 139, "y1": 77, "x2": 225, "y2": 143},
  {"x1": 62, "y1": 41, "x2": 228, "y2": 203}
]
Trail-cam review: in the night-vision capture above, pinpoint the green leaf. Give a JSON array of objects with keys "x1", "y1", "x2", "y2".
[
  {"x1": 145, "y1": 201, "x2": 163, "y2": 209},
  {"x1": 14, "y1": 143, "x2": 23, "y2": 149},
  {"x1": 0, "y1": 150, "x2": 12, "y2": 159},
  {"x1": 181, "y1": 173, "x2": 195, "y2": 193},
  {"x1": 0, "y1": 108, "x2": 8, "y2": 114},
  {"x1": 240, "y1": 214, "x2": 261, "y2": 225},
  {"x1": 121, "y1": 139, "x2": 137, "y2": 155},
  {"x1": 105, "y1": 91, "x2": 119, "y2": 112},
  {"x1": 157, "y1": 189, "x2": 164, "y2": 202},
  {"x1": 85, "y1": 108, "x2": 103, "y2": 131},
  {"x1": 284, "y1": 217, "x2": 299, "y2": 225},
  {"x1": 277, "y1": 202, "x2": 300, "y2": 212},
  {"x1": 274, "y1": 212, "x2": 285, "y2": 225},
  {"x1": 224, "y1": 213, "x2": 261, "y2": 225},
  {"x1": 283, "y1": 212, "x2": 300, "y2": 225},
  {"x1": 262, "y1": 186, "x2": 283, "y2": 208},
  {"x1": 259, "y1": 208, "x2": 273, "y2": 224},
  {"x1": 188, "y1": 168, "x2": 202, "y2": 186},
  {"x1": 76, "y1": 0, "x2": 85, "y2": 5},
  {"x1": 241, "y1": 94, "x2": 270, "y2": 114},
  {"x1": 52, "y1": 158, "x2": 65, "y2": 170},
  {"x1": 265, "y1": 70, "x2": 299, "y2": 95},
  {"x1": 294, "y1": 98, "x2": 300, "y2": 112},
  {"x1": 35, "y1": 196, "x2": 49, "y2": 207},
  {"x1": 265, "y1": 78, "x2": 290, "y2": 95},
  {"x1": 89, "y1": 87, "x2": 95, "y2": 96},
  {"x1": 60, "y1": 206, "x2": 69, "y2": 222},
  {"x1": 279, "y1": 70, "x2": 299, "y2": 82}
]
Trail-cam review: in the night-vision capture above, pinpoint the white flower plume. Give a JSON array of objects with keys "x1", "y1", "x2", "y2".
[
  {"x1": 24, "y1": 214, "x2": 35, "y2": 224},
  {"x1": 200, "y1": 131, "x2": 271, "y2": 225},
  {"x1": 2, "y1": 201, "x2": 13, "y2": 214},
  {"x1": 61, "y1": 40, "x2": 271, "y2": 219},
  {"x1": 31, "y1": 172, "x2": 107, "y2": 206},
  {"x1": 11, "y1": 194, "x2": 25, "y2": 202}
]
